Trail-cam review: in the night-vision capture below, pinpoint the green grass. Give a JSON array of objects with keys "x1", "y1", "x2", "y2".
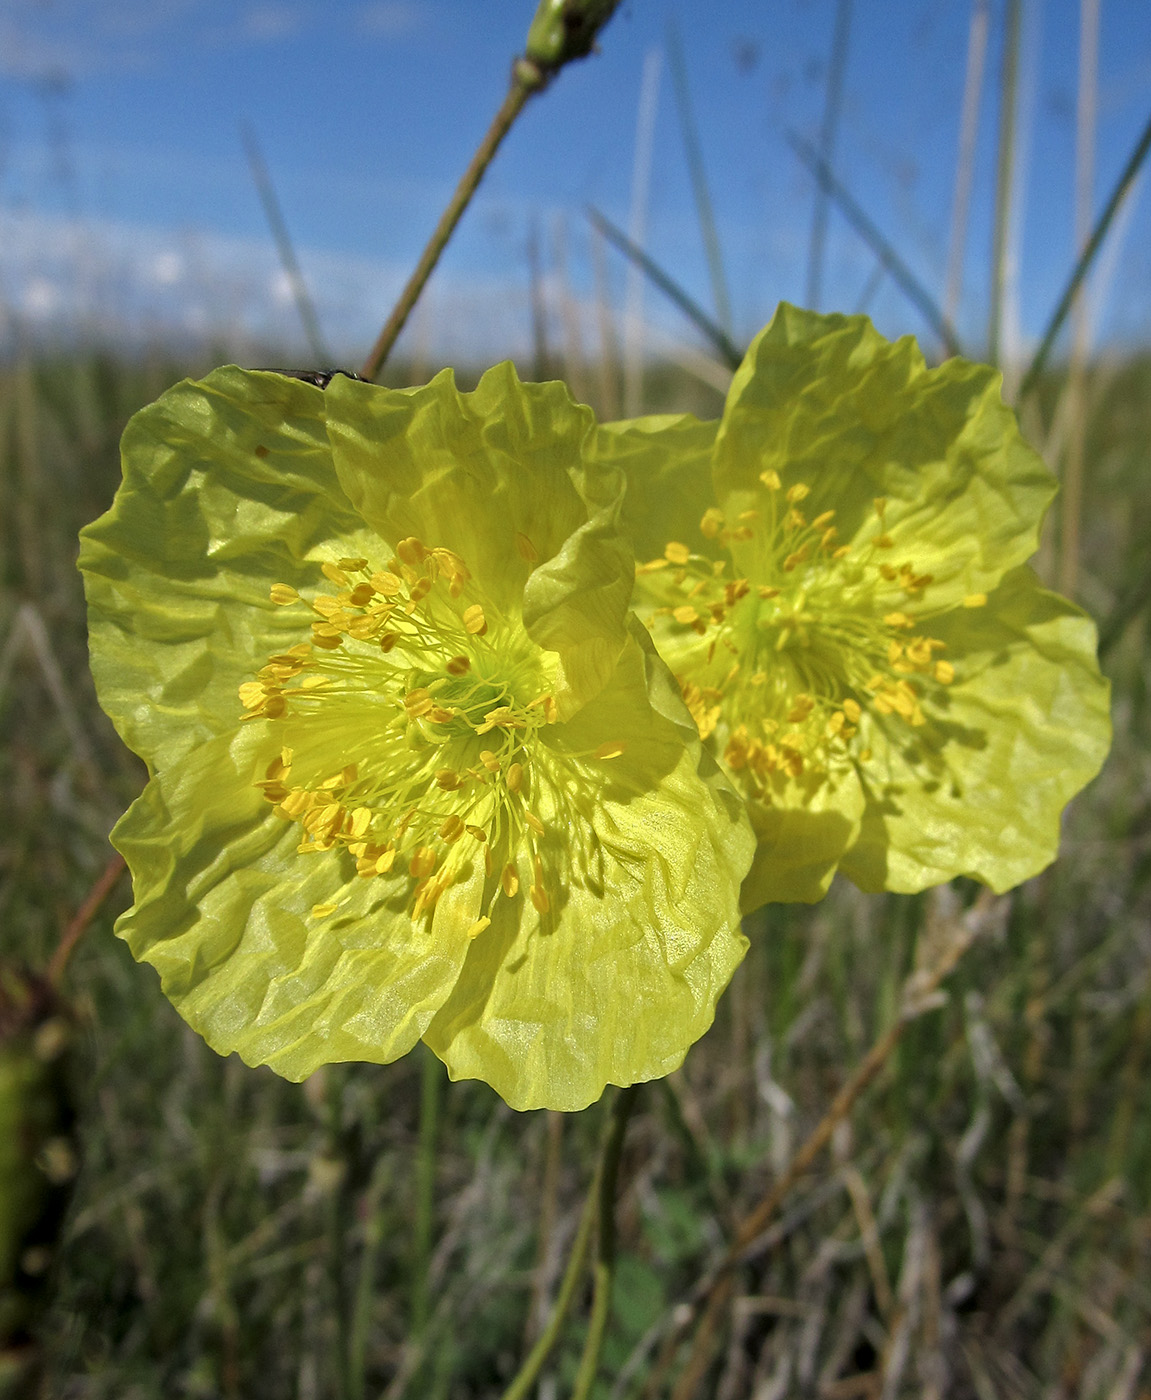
[{"x1": 1, "y1": 346, "x2": 1149, "y2": 1399}]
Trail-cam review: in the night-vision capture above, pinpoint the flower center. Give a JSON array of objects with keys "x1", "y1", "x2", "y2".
[
  {"x1": 239, "y1": 538, "x2": 561, "y2": 928},
  {"x1": 636, "y1": 472, "x2": 979, "y2": 794}
]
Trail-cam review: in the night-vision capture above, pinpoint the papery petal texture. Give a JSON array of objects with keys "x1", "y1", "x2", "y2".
[
  {"x1": 81, "y1": 364, "x2": 754, "y2": 1108},
  {"x1": 618, "y1": 305, "x2": 1111, "y2": 905}
]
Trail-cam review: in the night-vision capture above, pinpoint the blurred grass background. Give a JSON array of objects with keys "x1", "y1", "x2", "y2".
[
  {"x1": 0, "y1": 339, "x2": 1148, "y2": 1399},
  {"x1": 2, "y1": 1, "x2": 1151, "y2": 1395}
]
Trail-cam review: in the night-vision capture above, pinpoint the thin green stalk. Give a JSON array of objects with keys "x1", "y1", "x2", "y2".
[
  {"x1": 785, "y1": 131, "x2": 962, "y2": 357},
  {"x1": 666, "y1": 18, "x2": 732, "y2": 336},
  {"x1": 499, "y1": 1088, "x2": 638, "y2": 1400},
  {"x1": 349, "y1": 1153, "x2": 391, "y2": 1400},
  {"x1": 361, "y1": 0, "x2": 623, "y2": 382},
  {"x1": 360, "y1": 79, "x2": 533, "y2": 382},
  {"x1": 1018, "y1": 106, "x2": 1151, "y2": 401},
  {"x1": 571, "y1": 1086, "x2": 640, "y2": 1400},
  {"x1": 987, "y1": 0, "x2": 1021, "y2": 366},
  {"x1": 410, "y1": 1045, "x2": 443, "y2": 1338},
  {"x1": 587, "y1": 205, "x2": 744, "y2": 370}
]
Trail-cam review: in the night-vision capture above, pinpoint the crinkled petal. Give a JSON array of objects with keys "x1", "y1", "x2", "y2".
[
  {"x1": 112, "y1": 724, "x2": 477, "y2": 1081},
  {"x1": 593, "y1": 413, "x2": 719, "y2": 565},
  {"x1": 839, "y1": 566, "x2": 1111, "y2": 893},
  {"x1": 78, "y1": 367, "x2": 371, "y2": 771},
  {"x1": 714, "y1": 306, "x2": 1056, "y2": 606},
  {"x1": 423, "y1": 621, "x2": 753, "y2": 1111},
  {"x1": 326, "y1": 364, "x2": 633, "y2": 714},
  {"x1": 741, "y1": 763, "x2": 866, "y2": 910}
]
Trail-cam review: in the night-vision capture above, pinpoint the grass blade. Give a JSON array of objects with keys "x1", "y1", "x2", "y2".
[
  {"x1": 805, "y1": 0, "x2": 853, "y2": 311},
  {"x1": 987, "y1": 0, "x2": 1022, "y2": 367},
  {"x1": 587, "y1": 205, "x2": 744, "y2": 371},
  {"x1": 666, "y1": 16, "x2": 732, "y2": 336},
  {"x1": 786, "y1": 131, "x2": 963, "y2": 358},
  {"x1": 241, "y1": 122, "x2": 331, "y2": 366},
  {"x1": 1018, "y1": 106, "x2": 1151, "y2": 401}
]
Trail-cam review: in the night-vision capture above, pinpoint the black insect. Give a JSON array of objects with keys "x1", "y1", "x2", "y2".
[{"x1": 255, "y1": 369, "x2": 367, "y2": 389}]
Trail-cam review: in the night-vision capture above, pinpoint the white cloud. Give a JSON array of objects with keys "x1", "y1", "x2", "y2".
[{"x1": 356, "y1": 1, "x2": 423, "y2": 37}]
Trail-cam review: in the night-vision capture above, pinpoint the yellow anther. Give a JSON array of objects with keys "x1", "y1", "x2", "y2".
[
  {"x1": 636, "y1": 557, "x2": 670, "y2": 574},
  {"x1": 963, "y1": 592, "x2": 988, "y2": 608},
  {"x1": 501, "y1": 863, "x2": 519, "y2": 897},
  {"x1": 348, "y1": 582, "x2": 375, "y2": 607},
  {"x1": 724, "y1": 579, "x2": 750, "y2": 606},
  {"x1": 832, "y1": 544, "x2": 852, "y2": 560},
  {"x1": 875, "y1": 534, "x2": 894, "y2": 549},
  {"x1": 350, "y1": 808, "x2": 373, "y2": 839},
  {"x1": 826, "y1": 711, "x2": 845, "y2": 738},
  {"x1": 371, "y1": 570, "x2": 402, "y2": 596},
  {"x1": 380, "y1": 633, "x2": 399, "y2": 652},
  {"x1": 239, "y1": 681, "x2": 267, "y2": 711},
  {"x1": 842, "y1": 698, "x2": 862, "y2": 724},
  {"x1": 515, "y1": 532, "x2": 539, "y2": 563},
  {"x1": 759, "y1": 469, "x2": 781, "y2": 490},
  {"x1": 811, "y1": 510, "x2": 835, "y2": 530},
  {"x1": 888, "y1": 640, "x2": 904, "y2": 665},
  {"x1": 821, "y1": 527, "x2": 839, "y2": 548},
  {"x1": 884, "y1": 611, "x2": 915, "y2": 629},
  {"x1": 737, "y1": 509, "x2": 760, "y2": 523},
  {"x1": 405, "y1": 689, "x2": 434, "y2": 717},
  {"x1": 311, "y1": 903, "x2": 339, "y2": 919},
  {"x1": 321, "y1": 562, "x2": 350, "y2": 586},
  {"x1": 435, "y1": 768, "x2": 462, "y2": 791},
  {"x1": 785, "y1": 509, "x2": 806, "y2": 531},
  {"x1": 672, "y1": 604, "x2": 700, "y2": 625},
  {"x1": 594, "y1": 741, "x2": 626, "y2": 760},
  {"x1": 906, "y1": 638, "x2": 933, "y2": 667},
  {"x1": 409, "y1": 576, "x2": 432, "y2": 603},
  {"x1": 934, "y1": 659, "x2": 956, "y2": 684},
  {"x1": 467, "y1": 916, "x2": 491, "y2": 940},
  {"x1": 339, "y1": 557, "x2": 368, "y2": 571},
  {"x1": 444, "y1": 655, "x2": 470, "y2": 677},
  {"x1": 506, "y1": 762, "x2": 524, "y2": 792},
  {"x1": 409, "y1": 847, "x2": 437, "y2": 879},
  {"x1": 879, "y1": 563, "x2": 898, "y2": 581},
  {"x1": 700, "y1": 507, "x2": 725, "y2": 539},
  {"x1": 479, "y1": 750, "x2": 501, "y2": 772},
  {"x1": 664, "y1": 541, "x2": 692, "y2": 565},
  {"x1": 376, "y1": 849, "x2": 396, "y2": 875},
  {"x1": 396, "y1": 537, "x2": 427, "y2": 567},
  {"x1": 787, "y1": 693, "x2": 815, "y2": 722},
  {"x1": 269, "y1": 583, "x2": 300, "y2": 605},
  {"x1": 783, "y1": 545, "x2": 810, "y2": 571},
  {"x1": 865, "y1": 673, "x2": 886, "y2": 690},
  {"x1": 463, "y1": 603, "x2": 487, "y2": 636},
  {"x1": 786, "y1": 483, "x2": 811, "y2": 504},
  {"x1": 525, "y1": 811, "x2": 545, "y2": 836},
  {"x1": 439, "y1": 814, "x2": 465, "y2": 842},
  {"x1": 530, "y1": 883, "x2": 550, "y2": 914},
  {"x1": 465, "y1": 824, "x2": 487, "y2": 842},
  {"x1": 311, "y1": 631, "x2": 343, "y2": 650},
  {"x1": 758, "y1": 585, "x2": 781, "y2": 599}
]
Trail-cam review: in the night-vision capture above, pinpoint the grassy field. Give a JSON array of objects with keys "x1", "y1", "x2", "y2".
[{"x1": 0, "y1": 342, "x2": 1148, "y2": 1400}]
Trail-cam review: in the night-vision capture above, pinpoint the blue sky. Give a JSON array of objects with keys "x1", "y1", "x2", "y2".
[{"x1": 1, "y1": 0, "x2": 1150, "y2": 370}]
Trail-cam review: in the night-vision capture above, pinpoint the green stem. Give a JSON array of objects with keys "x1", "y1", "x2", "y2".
[
  {"x1": 411, "y1": 1045, "x2": 443, "y2": 1338},
  {"x1": 498, "y1": 1087, "x2": 639, "y2": 1400},
  {"x1": 571, "y1": 1085, "x2": 640, "y2": 1400},
  {"x1": 360, "y1": 75, "x2": 537, "y2": 382}
]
